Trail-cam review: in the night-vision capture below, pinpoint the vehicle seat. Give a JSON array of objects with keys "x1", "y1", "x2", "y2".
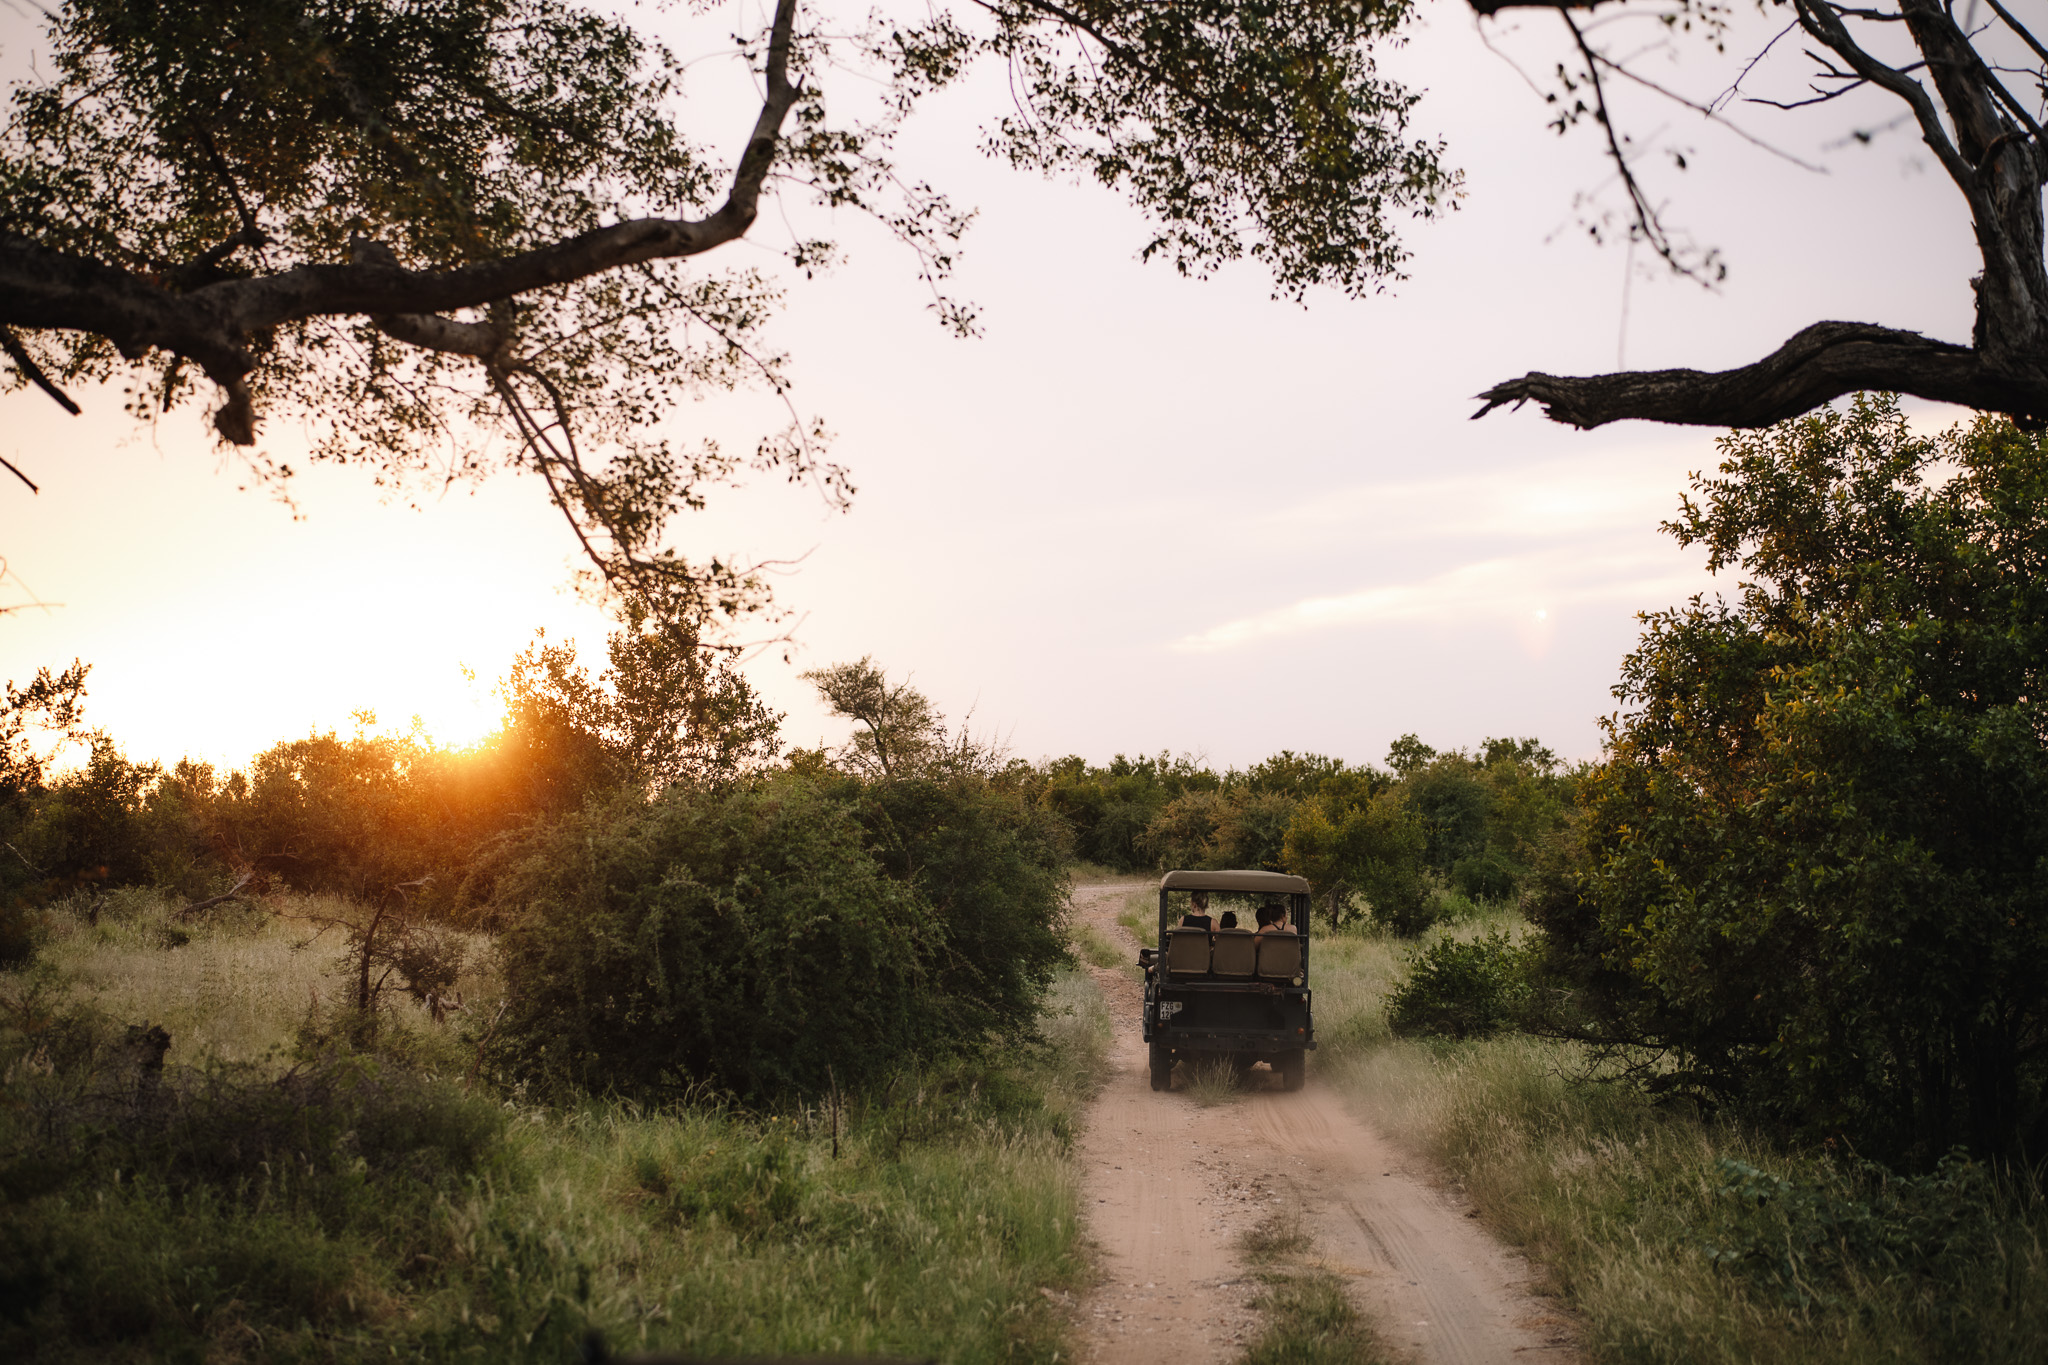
[
  {"x1": 1211, "y1": 929, "x2": 1257, "y2": 978},
  {"x1": 1256, "y1": 933, "x2": 1302, "y2": 981},
  {"x1": 1166, "y1": 927, "x2": 1211, "y2": 977}
]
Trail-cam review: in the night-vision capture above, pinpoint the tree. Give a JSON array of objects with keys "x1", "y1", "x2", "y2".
[
  {"x1": 801, "y1": 656, "x2": 947, "y2": 780},
  {"x1": 1, "y1": 660, "x2": 89, "y2": 801},
  {"x1": 502, "y1": 600, "x2": 783, "y2": 792},
  {"x1": 1467, "y1": 0, "x2": 2048, "y2": 429},
  {"x1": 1281, "y1": 788, "x2": 1430, "y2": 933},
  {"x1": 1526, "y1": 395, "x2": 2048, "y2": 1165},
  {"x1": 2, "y1": 0, "x2": 1455, "y2": 615}
]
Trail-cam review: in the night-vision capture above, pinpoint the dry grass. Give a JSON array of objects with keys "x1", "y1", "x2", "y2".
[{"x1": 15, "y1": 888, "x2": 497, "y2": 1065}]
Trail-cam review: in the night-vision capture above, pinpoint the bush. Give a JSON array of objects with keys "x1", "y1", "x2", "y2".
[
  {"x1": 490, "y1": 780, "x2": 951, "y2": 1101},
  {"x1": 856, "y1": 774, "x2": 1070, "y2": 1039},
  {"x1": 1386, "y1": 930, "x2": 1528, "y2": 1039},
  {"x1": 1530, "y1": 399, "x2": 2048, "y2": 1165}
]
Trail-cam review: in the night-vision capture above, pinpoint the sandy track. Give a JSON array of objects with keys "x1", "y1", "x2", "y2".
[{"x1": 1069, "y1": 884, "x2": 1576, "y2": 1365}]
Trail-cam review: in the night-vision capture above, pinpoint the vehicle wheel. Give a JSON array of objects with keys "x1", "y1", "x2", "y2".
[
  {"x1": 1279, "y1": 1050, "x2": 1306, "y2": 1092},
  {"x1": 1149, "y1": 1040, "x2": 1172, "y2": 1092}
]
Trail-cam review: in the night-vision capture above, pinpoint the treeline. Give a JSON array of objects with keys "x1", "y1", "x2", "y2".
[
  {"x1": 3, "y1": 648, "x2": 1571, "y2": 951},
  {"x1": 1039, "y1": 737, "x2": 1574, "y2": 932}
]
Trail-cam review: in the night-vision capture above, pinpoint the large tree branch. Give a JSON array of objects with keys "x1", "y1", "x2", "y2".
[
  {"x1": 0, "y1": 0, "x2": 806, "y2": 446},
  {"x1": 1472, "y1": 321, "x2": 2048, "y2": 429}
]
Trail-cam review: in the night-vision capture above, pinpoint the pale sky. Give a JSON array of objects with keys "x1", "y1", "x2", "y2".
[{"x1": 0, "y1": 1, "x2": 1987, "y2": 773}]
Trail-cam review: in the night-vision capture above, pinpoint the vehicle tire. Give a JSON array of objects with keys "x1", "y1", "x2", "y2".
[
  {"x1": 1149, "y1": 1040, "x2": 1172, "y2": 1092},
  {"x1": 1279, "y1": 1049, "x2": 1306, "y2": 1092}
]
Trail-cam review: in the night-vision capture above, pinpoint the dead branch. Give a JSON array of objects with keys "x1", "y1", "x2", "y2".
[
  {"x1": 1472, "y1": 320, "x2": 2048, "y2": 429},
  {"x1": 176, "y1": 871, "x2": 257, "y2": 919}
]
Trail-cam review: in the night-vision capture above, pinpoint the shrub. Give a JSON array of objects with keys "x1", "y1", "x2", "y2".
[
  {"x1": 490, "y1": 780, "x2": 950, "y2": 1101},
  {"x1": 1530, "y1": 399, "x2": 2048, "y2": 1165},
  {"x1": 856, "y1": 774, "x2": 1070, "y2": 1039},
  {"x1": 0, "y1": 900, "x2": 37, "y2": 967},
  {"x1": 1385, "y1": 930, "x2": 1529, "y2": 1039}
]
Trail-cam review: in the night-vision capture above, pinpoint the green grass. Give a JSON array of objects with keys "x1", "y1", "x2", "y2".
[
  {"x1": 1117, "y1": 888, "x2": 1155, "y2": 946},
  {"x1": 1181, "y1": 1055, "x2": 1243, "y2": 1107},
  {"x1": 1235, "y1": 1201, "x2": 1395, "y2": 1365},
  {"x1": 1, "y1": 897, "x2": 1112, "y2": 1364},
  {"x1": 1071, "y1": 922, "x2": 1126, "y2": 970},
  {"x1": 1309, "y1": 919, "x2": 2048, "y2": 1365}
]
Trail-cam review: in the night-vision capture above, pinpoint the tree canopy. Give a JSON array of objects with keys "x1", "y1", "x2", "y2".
[{"x1": 0, "y1": 0, "x2": 1454, "y2": 618}]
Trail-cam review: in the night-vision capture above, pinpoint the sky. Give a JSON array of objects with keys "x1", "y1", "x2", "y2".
[{"x1": 0, "y1": 1, "x2": 1993, "y2": 774}]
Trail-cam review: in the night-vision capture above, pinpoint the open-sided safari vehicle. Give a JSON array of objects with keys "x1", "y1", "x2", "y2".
[{"x1": 1138, "y1": 869, "x2": 1314, "y2": 1092}]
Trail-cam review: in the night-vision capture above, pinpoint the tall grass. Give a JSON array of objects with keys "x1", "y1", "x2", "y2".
[
  {"x1": 1, "y1": 897, "x2": 1110, "y2": 1363},
  {"x1": 1310, "y1": 920, "x2": 2048, "y2": 1365}
]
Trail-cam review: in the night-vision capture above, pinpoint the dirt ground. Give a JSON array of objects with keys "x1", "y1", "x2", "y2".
[{"x1": 1068, "y1": 883, "x2": 1578, "y2": 1365}]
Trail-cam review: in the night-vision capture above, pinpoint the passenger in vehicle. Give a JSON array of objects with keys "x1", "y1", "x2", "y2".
[
  {"x1": 1180, "y1": 891, "x2": 1214, "y2": 930},
  {"x1": 1255, "y1": 903, "x2": 1290, "y2": 934},
  {"x1": 1218, "y1": 910, "x2": 1239, "y2": 930}
]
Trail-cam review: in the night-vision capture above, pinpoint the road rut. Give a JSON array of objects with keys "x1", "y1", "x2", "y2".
[{"x1": 1068, "y1": 883, "x2": 1576, "y2": 1365}]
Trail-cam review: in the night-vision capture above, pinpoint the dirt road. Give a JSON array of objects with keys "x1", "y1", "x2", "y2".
[{"x1": 1069, "y1": 884, "x2": 1576, "y2": 1365}]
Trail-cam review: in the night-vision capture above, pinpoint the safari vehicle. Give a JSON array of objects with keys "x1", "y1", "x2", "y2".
[{"x1": 1138, "y1": 869, "x2": 1313, "y2": 1092}]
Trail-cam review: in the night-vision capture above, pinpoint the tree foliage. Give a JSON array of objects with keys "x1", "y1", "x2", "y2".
[
  {"x1": 1, "y1": 0, "x2": 1455, "y2": 616},
  {"x1": 1528, "y1": 394, "x2": 2048, "y2": 1165},
  {"x1": 490, "y1": 780, "x2": 949, "y2": 1100}
]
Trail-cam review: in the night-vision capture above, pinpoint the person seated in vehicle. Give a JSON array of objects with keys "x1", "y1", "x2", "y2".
[
  {"x1": 1179, "y1": 891, "x2": 1213, "y2": 930},
  {"x1": 1217, "y1": 910, "x2": 1239, "y2": 930},
  {"x1": 1255, "y1": 902, "x2": 1291, "y2": 934}
]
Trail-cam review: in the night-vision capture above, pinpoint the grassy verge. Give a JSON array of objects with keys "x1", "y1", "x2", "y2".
[
  {"x1": 1116, "y1": 889, "x2": 1154, "y2": 946},
  {"x1": 1234, "y1": 1200, "x2": 1394, "y2": 1365},
  {"x1": 1308, "y1": 920, "x2": 2048, "y2": 1365},
  {"x1": 1071, "y1": 922, "x2": 1127, "y2": 970},
  {"x1": 1, "y1": 897, "x2": 1111, "y2": 1363}
]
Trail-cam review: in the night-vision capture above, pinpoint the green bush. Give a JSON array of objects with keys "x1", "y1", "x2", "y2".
[
  {"x1": 491, "y1": 780, "x2": 951, "y2": 1101},
  {"x1": 1529, "y1": 399, "x2": 2048, "y2": 1165},
  {"x1": 857, "y1": 774, "x2": 1071, "y2": 1038},
  {"x1": 1701, "y1": 1154, "x2": 2004, "y2": 1315},
  {"x1": 1385, "y1": 930, "x2": 1528, "y2": 1039}
]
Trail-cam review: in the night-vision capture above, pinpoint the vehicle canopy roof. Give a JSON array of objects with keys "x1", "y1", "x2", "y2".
[{"x1": 1158, "y1": 869, "x2": 1311, "y2": 895}]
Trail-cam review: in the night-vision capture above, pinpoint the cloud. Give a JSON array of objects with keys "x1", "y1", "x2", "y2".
[
  {"x1": 1175, "y1": 545, "x2": 1712, "y2": 653},
  {"x1": 1254, "y1": 447, "x2": 1711, "y2": 545}
]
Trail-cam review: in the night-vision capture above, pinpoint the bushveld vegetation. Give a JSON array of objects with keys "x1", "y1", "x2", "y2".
[
  {"x1": 1339, "y1": 402, "x2": 2048, "y2": 1363},
  {"x1": 1316, "y1": 911, "x2": 2048, "y2": 1365},
  {"x1": 10, "y1": 401, "x2": 2048, "y2": 1357},
  {"x1": 0, "y1": 623, "x2": 1102, "y2": 1360},
  {"x1": 1, "y1": 889, "x2": 1108, "y2": 1362}
]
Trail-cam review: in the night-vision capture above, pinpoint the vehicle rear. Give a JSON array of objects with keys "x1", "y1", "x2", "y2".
[{"x1": 1139, "y1": 869, "x2": 1313, "y2": 1090}]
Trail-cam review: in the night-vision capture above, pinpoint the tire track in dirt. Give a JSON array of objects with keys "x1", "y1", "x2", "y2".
[{"x1": 1069, "y1": 883, "x2": 1577, "y2": 1365}]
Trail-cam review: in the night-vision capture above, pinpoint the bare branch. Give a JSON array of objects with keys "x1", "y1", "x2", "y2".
[
  {"x1": 1982, "y1": 0, "x2": 2048, "y2": 69},
  {"x1": 1559, "y1": 10, "x2": 1717, "y2": 281},
  {"x1": 0, "y1": 324, "x2": 81, "y2": 417},
  {"x1": 0, "y1": 452, "x2": 37, "y2": 494},
  {"x1": 1590, "y1": 48, "x2": 1827, "y2": 172},
  {"x1": 1472, "y1": 321, "x2": 2048, "y2": 429}
]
